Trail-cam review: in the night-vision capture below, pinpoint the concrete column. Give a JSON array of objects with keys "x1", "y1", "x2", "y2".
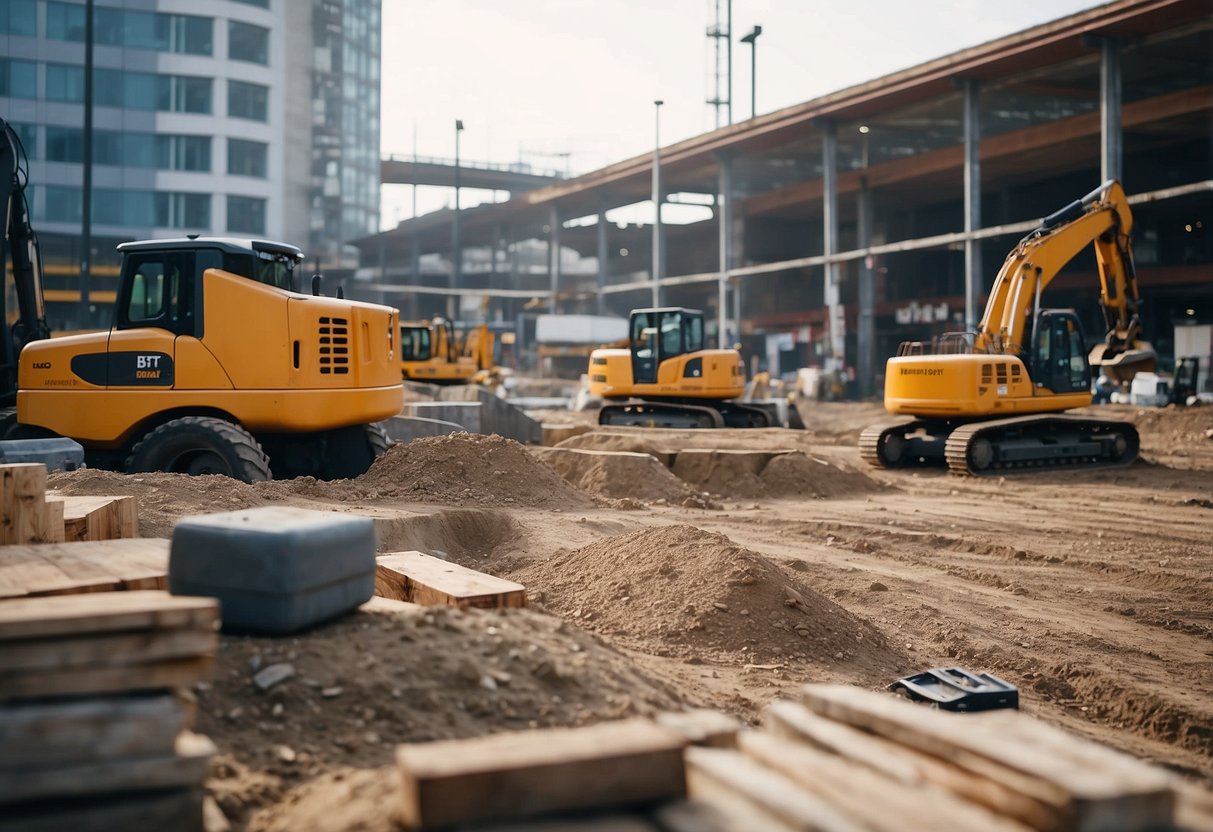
[
  {"x1": 716, "y1": 154, "x2": 734, "y2": 348},
  {"x1": 596, "y1": 203, "x2": 609, "y2": 316},
  {"x1": 858, "y1": 181, "x2": 876, "y2": 398},
  {"x1": 962, "y1": 78, "x2": 982, "y2": 333},
  {"x1": 549, "y1": 205, "x2": 561, "y2": 314},
  {"x1": 1100, "y1": 38, "x2": 1123, "y2": 183},
  {"x1": 408, "y1": 233, "x2": 420, "y2": 321},
  {"x1": 822, "y1": 120, "x2": 843, "y2": 366}
]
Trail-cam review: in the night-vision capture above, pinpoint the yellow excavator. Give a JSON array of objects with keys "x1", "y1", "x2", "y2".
[
  {"x1": 588, "y1": 307, "x2": 771, "y2": 428},
  {"x1": 399, "y1": 317, "x2": 499, "y2": 385},
  {"x1": 2, "y1": 117, "x2": 401, "y2": 483},
  {"x1": 860, "y1": 180, "x2": 1155, "y2": 475}
]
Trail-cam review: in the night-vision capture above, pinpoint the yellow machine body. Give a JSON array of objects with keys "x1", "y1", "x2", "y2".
[
  {"x1": 18, "y1": 267, "x2": 401, "y2": 450},
  {"x1": 884, "y1": 353, "x2": 1091, "y2": 418},
  {"x1": 588, "y1": 346, "x2": 745, "y2": 400},
  {"x1": 400, "y1": 318, "x2": 497, "y2": 385}
]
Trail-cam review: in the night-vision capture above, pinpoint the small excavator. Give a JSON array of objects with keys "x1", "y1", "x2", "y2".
[
  {"x1": 588, "y1": 307, "x2": 771, "y2": 428},
  {"x1": 399, "y1": 316, "x2": 500, "y2": 386},
  {"x1": 1, "y1": 117, "x2": 402, "y2": 483},
  {"x1": 860, "y1": 180, "x2": 1155, "y2": 475}
]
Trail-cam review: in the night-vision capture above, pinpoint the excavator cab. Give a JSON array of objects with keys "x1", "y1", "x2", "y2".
[
  {"x1": 1030, "y1": 310, "x2": 1091, "y2": 395},
  {"x1": 628, "y1": 308, "x2": 704, "y2": 385}
]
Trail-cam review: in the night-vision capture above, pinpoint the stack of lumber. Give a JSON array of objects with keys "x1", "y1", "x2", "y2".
[
  {"x1": 391, "y1": 687, "x2": 1188, "y2": 831},
  {"x1": 0, "y1": 591, "x2": 219, "y2": 832},
  {"x1": 0, "y1": 538, "x2": 169, "y2": 599},
  {"x1": 375, "y1": 550, "x2": 527, "y2": 610},
  {"x1": 0, "y1": 461, "x2": 137, "y2": 545}
]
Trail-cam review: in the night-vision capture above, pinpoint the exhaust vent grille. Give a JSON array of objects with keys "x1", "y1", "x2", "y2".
[{"x1": 317, "y1": 316, "x2": 350, "y2": 375}]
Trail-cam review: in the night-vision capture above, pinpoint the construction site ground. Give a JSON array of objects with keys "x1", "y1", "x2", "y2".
[{"x1": 47, "y1": 401, "x2": 1213, "y2": 831}]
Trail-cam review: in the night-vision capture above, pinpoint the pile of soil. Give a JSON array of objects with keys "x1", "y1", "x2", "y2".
[
  {"x1": 514, "y1": 525, "x2": 906, "y2": 674},
  {"x1": 759, "y1": 452, "x2": 881, "y2": 499},
  {"x1": 47, "y1": 468, "x2": 269, "y2": 538},
  {"x1": 201, "y1": 602, "x2": 681, "y2": 830},
  {"x1": 289, "y1": 434, "x2": 596, "y2": 510},
  {"x1": 533, "y1": 447, "x2": 705, "y2": 505},
  {"x1": 671, "y1": 450, "x2": 881, "y2": 501}
]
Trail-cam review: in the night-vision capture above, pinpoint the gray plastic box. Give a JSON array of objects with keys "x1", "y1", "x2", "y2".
[
  {"x1": 169, "y1": 506, "x2": 376, "y2": 634},
  {"x1": 0, "y1": 438, "x2": 85, "y2": 471}
]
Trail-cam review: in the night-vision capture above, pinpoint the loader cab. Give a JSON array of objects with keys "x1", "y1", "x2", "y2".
[
  {"x1": 629, "y1": 307, "x2": 704, "y2": 384},
  {"x1": 1031, "y1": 310, "x2": 1091, "y2": 394},
  {"x1": 399, "y1": 324, "x2": 432, "y2": 361}
]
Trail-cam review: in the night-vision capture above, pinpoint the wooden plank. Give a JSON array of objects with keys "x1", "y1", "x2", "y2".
[
  {"x1": 50, "y1": 495, "x2": 138, "y2": 542},
  {"x1": 0, "y1": 627, "x2": 216, "y2": 672},
  {"x1": 0, "y1": 655, "x2": 214, "y2": 702},
  {"x1": 360, "y1": 596, "x2": 423, "y2": 615},
  {"x1": 376, "y1": 551, "x2": 526, "y2": 610},
  {"x1": 36, "y1": 497, "x2": 64, "y2": 545},
  {"x1": 684, "y1": 746, "x2": 864, "y2": 832},
  {"x1": 656, "y1": 709, "x2": 743, "y2": 749},
  {"x1": 0, "y1": 694, "x2": 188, "y2": 767},
  {"x1": 0, "y1": 464, "x2": 50, "y2": 546},
  {"x1": 763, "y1": 699, "x2": 1055, "y2": 828},
  {"x1": 395, "y1": 719, "x2": 686, "y2": 830},
  {"x1": 0, "y1": 731, "x2": 214, "y2": 805},
  {"x1": 0, "y1": 591, "x2": 217, "y2": 641},
  {"x1": 3, "y1": 787, "x2": 204, "y2": 832},
  {"x1": 0, "y1": 540, "x2": 170, "y2": 600},
  {"x1": 799, "y1": 684, "x2": 1175, "y2": 832},
  {"x1": 737, "y1": 731, "x2": 1032, "y2": 832},
  {"x1": 475, "y1": 818, "x2": 660, "y2": 832}
]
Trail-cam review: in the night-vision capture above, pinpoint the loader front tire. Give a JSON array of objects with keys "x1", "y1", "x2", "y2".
[{"x1": 126, "y1": 416, "x2": 272, "y2": 483}]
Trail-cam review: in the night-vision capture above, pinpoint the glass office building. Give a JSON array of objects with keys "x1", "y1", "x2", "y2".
[{"x1": 0, "y1": 0, "x2": 381, "y2": 327}]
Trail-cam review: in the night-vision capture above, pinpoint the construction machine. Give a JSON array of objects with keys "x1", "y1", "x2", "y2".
[
  {"x1": 587, "y1": 307, "x2": 771, "y2": 428},
  {"x1": 400, "y1": 316, "x2": 499, "y2": 385},
  {"x1": 1, "y1": 119, "x2": 402, "y2": 483},
  {"x1": 860, "y1": 180, "x2": 1155, "y2": 476}
]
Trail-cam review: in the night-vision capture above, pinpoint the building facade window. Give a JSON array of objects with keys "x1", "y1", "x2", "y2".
[
  {"x1": 0, "y1": 59, "x2": 37, "y2": 99},
  {"x1": 45, "y1": 63, "x2": 85, "y2": 103},
  {"x1": 95, "y1": 188, "x2": 156, "y2": 227},
  {"x1": 49, "y1": 3, "x2": 212, "y2": 55},
  {"x1": 10, "y1": 123, "x2": 36, "y2": 159},
  {"x1": 43, "y1": 185, "x2": 81, "y2": 224},
  {"x1": 45, "y1": 126, "x2": 83, "y2": 162},
  {"x1": 227, "y1": 138, "x2": 268, "y2": 177},
  {"x1": 157, "y1": 75, "x2": 212, "y2": 114},
  {"x1": 228, "y1": 81, "x2": 268, "y2": 121},
  {"x1": 0, "y1": 0, "x2": 36, "y2": 36},
  {"x1": 231, "y1": 0, "x2": 270, "y2": 7},
  {"x1": 156, "y1": 192, "x2": 210, "y2": 228},
  {"x1": 157, "y1": 135, "x2": 211, "y2": 172},
  {"x1": 227, "y1": 195, "x2": 266, "y2": 234},
  {"x1": 228, "y1": 21, "x2": 269, "y2": 65}
]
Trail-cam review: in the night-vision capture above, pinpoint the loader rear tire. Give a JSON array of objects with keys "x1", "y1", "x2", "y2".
[
  {"x1": 126, "y1": 416, "x2": 272, "y2": 483},
  {"x1": 315, "y1": 422, "x2": 391, "y2": 480}
]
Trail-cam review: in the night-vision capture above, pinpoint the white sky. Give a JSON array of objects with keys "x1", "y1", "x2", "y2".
[{"x1": 379, "y1": 0, "x2": 1107, "y2": 228}]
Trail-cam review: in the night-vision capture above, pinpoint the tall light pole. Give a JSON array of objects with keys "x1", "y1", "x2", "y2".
[
  {"x1": 451, "y1": 119, "x2": 464, "y2": 319},
  {"x1": 651, "y1": 100, "x2": 663, "y2": 308},
  {"x1": 740, "y1": 25, "x2": 762, "y2": 120}
]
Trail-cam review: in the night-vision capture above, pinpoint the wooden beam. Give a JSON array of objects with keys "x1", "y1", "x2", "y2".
[
  {"x1": 0, "y1": 539, "x2": 170, "y2": 599},
  {"x1": 799, "y1": 684, "x2": 1175, "y2": 831},
  {"x1": 375, "y1": 551, "x2": 526, "y2": 610},
  {"x1": 49, "y1": 495, "x2": 139, "y2": 542},
  {"x1": 395, "y1": 719, "x2": 686, "y2": 829},
  {"x1": 0, "y1": 591, "x2": 217, "y2": 641}
]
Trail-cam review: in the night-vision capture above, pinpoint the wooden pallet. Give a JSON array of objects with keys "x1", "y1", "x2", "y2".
[
  {"x1": 0, "y1": 462, "x2": 139, "y2": 546},
  {"x1": 46, "y1": 494, "x2": 138, "y2": 542},
  {"x1": 375, "y1": 551, "x2": 526, "y2": 610},
  {"x1": 0, "y1": 538, "x2": 170, "y2": 600}
]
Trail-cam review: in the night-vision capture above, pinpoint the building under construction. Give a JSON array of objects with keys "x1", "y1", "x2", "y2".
[{"x1": 353, "y1": 0, "x2": 1211, "y2": 394}]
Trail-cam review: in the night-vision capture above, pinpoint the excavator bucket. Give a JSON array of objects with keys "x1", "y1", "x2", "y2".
[{"x1": 1089, "y1": 339, "x2": 1157, "y2": 387}]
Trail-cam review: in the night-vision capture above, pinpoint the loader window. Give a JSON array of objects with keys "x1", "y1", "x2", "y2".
[
  {"x1": 400, "y1": 326, "x2": 431, "y2": 361},
  {"x1": 118, "y1": 251, "x2": 196, "y2": 335}
]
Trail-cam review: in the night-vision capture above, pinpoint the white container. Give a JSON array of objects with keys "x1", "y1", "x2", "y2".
[{"x1": 1129, "y1": 372, "x2": 1169, "y2": 407}]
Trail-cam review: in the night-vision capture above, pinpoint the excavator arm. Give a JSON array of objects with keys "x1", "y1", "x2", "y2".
[
  {"x1": 973, "y1": 180, "x2": 1153, "y2": 384},
  {"x1": 0, "y1": 118, "x2": 51, "y2": 405}
]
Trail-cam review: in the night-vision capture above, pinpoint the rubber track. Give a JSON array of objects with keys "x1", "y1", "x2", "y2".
[
  {"x1": 943, "y1": 414, "x2": 1139, "y2": 476},
  {"x1": 599, "y1": 402, "x2": 724, "y2": 429},
  {"x1": 858, "y1": 418, "x2": 922, "y2": 469}
]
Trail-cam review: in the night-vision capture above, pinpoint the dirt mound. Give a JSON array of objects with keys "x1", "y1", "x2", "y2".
[
  {"x1": 533, "y1": 447, "x2": 703, "y2": 505},
  {"x1": 201, "y1": 602, "x2": 681, "y2": 830},
  {"x1": 47, "y1": 468, "x2": 269, "y2": 538},
  {"x1": 556, "y1": 427, "x2": 819, "y2": 455},
  {"x1": 670, "y1": 450, "x2": 880, "y2": 500},
  {"x1": 274, "y1": 434, "x2": 595, "y2": 510},
  {"x1": 760, "y1": 452, "x2": 881, "y2": 498},
  {"x1": 514, "y1": 525, "x2": 906, "y2": 674}
]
